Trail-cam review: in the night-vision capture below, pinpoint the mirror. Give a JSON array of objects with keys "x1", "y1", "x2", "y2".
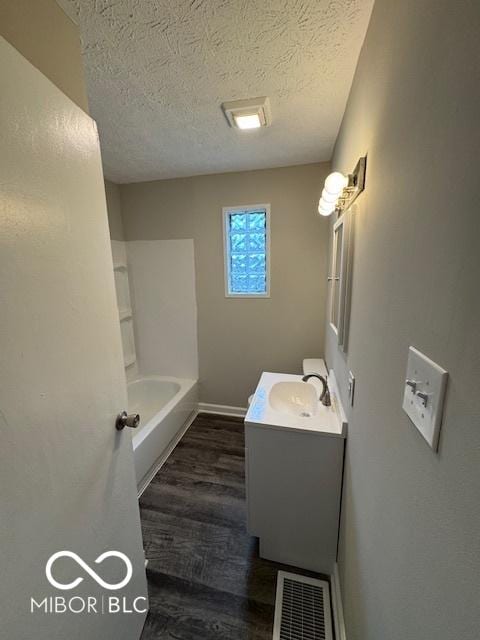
[{"x1": 328, "y1": 209, "x2": 354, "y2": 351}]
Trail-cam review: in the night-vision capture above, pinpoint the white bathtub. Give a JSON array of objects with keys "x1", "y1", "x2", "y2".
[{"x1": 127, "y1": 375, "x2": 198, "y2": 494}]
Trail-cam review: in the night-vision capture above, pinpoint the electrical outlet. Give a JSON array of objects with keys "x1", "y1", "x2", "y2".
[{"x1": 347, "y1": 371, "x2": 355, "y2": 406}]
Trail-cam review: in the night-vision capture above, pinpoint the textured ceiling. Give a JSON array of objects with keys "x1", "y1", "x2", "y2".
[{"x1": 57, "y1": 0, "x2": 374, "y2": 183}]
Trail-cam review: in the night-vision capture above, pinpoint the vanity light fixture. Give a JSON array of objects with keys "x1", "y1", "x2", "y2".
[
  {"x1": 318, "y1": 157, "x2": 367, "y2": 217},
  {"x1": 318, "y1": 199, "x2": 336, "y2": 216},
  {"x1": 321, "y1": 188, "x2": 338, "y2": 204},
  {"x1": 222, "y1": 97, "x2": 272, "y2": 130}
]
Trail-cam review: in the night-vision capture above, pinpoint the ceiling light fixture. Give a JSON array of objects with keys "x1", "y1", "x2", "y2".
[
  {"x1": 317, "y1": 157, "x2": 367, "y2": 217},
  {"x1": 222, "y1": 97, "x2": 271, "y2": 131},
  {"x1": 234, "y1": 113, "x2": 262, "y2": 130}
]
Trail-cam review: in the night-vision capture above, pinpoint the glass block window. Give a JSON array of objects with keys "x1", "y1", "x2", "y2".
[{"x1": 223, "y1": 205, "x2": 270, "y2": 297}]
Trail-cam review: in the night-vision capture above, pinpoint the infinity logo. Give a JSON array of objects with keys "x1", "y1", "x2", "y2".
[{"x1": 46, "y1": 551, "x2": 133, "y2": 591}]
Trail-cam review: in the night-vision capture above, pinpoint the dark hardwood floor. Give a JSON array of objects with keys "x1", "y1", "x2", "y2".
[{"x1": 139, "y1": 412, "x2": 325, "y2": 640}]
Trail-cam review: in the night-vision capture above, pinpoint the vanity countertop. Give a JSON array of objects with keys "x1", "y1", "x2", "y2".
[{"x1": 245, "y1": 370, "x2": 347, "y2": 438}]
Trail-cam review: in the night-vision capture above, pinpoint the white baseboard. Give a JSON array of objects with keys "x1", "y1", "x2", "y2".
[
  {"x1": 137, "y1": 409, "x2": 198, "y2": 498},
  {"x1": 198, "y1": 402, "x2": 247, "y2": 418},
  {"x1": 331, "y1": 563, "x2": 347, "y2": 640}
]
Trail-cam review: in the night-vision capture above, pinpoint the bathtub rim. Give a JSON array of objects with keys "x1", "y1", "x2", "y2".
[{"x1": 129, "y1": 374, "x2": 197, "y2": 450}]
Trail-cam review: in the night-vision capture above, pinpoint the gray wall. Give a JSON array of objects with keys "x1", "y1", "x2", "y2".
[
  {"x1": 105, "y1": 179, "x2": 125, "y2": 241},
  {"x1": 325, "y1": 1, "x2": 480, "y2": 639},
  {"x1": 121, "y1": 163, "x2": 330, "y2": 406},
  {"x1": 0, "y1": 0, "x2": 88, "y2": 112}
]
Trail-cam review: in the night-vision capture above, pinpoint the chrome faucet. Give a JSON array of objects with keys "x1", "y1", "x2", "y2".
[{"x1": 302, "y1": 374, "x2": 331, "y2": 407}]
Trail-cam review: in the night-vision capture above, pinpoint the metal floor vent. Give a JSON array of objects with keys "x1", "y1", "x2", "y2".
[{"x1": 273, "y1": 571, "x2": 333, "y2": 640}]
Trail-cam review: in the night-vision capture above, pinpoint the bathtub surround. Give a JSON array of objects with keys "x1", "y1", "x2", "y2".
[
  {"x1": 0, "y1": 0, "x2": 88, "y2": 112},
  {"x1": 111, "y1": 240, "x2": 139, "y2": 380},
  {"x1": 119, "y1": 163, "x2": 330, "y2": 407},
  {"x1": 324, "y1": 1, "x2": 480, "y2": 639},
  {"x1": 127, "y1": 240, "x2": 198, "y2": 380},
  {"x1": 110, "y1": 238, "x2": 199, "y2": 493},
  {"x1": 110, "y1": 236, "x2": 199, "y2": 493}
]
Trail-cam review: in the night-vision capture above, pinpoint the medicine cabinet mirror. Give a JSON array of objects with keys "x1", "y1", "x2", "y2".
[{"x1": 328, "y1": 209, "x2": 354, "y2": 352}]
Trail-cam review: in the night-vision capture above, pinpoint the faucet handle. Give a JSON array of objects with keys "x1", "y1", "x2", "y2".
[{"x1": 321, "y1": 386, "x2": 331, "y2": 407}]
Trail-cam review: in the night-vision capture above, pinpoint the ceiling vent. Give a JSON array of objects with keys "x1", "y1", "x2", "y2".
[
  {"x1": 273, "y1": 571, "x2": 334, "y2": 640},
  {"x1": 221, "y1": 96, "x2": 271, "y2": 130}
]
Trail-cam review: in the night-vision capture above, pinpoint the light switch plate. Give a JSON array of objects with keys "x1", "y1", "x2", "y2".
[{"x1": 402, "y1": 346, "x2": 448, "y2": 451}]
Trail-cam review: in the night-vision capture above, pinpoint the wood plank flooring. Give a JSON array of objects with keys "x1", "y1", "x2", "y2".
[{"x1": 139, "y1": 412, "x2": 326, "y2": 640}]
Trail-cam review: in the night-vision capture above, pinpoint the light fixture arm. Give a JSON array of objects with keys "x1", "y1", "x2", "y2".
[{"x1": 335, "y1": 156, "x2": 367, "y2": 213}]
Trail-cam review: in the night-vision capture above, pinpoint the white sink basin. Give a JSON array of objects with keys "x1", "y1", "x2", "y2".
[
  {"x1": 246, "y1": 372, "x2": 346, "y2": 437},
  {"x1": 268, "y1": 381, "x2": 318, "y2": 418}
]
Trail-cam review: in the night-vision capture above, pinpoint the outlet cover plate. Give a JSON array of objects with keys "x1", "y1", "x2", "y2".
[
  {"x1": 402, "y1": 346, "x2": 448, "y2": 451},
  {"x1": 348, "y1": 371, "x2": 355, "y2": 407}
]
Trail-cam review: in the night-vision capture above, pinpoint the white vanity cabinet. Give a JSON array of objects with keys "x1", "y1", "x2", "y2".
[{"x1": 245, "y1": 371, "x2": 347, "y2": 574}]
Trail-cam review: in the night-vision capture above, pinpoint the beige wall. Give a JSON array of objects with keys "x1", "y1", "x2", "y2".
[
  {"x1": 121, "y1": 163, "x2": 330, "y2": 406},
  {"x1": 0, "y1": 0, "x2": 88, "y2": 112},
  {"x1": 325, "y1": 1, "x2": 480, "y2": 639},
  {"x1": 105, "y1": 179, "x2": 125, "y2": 241}
]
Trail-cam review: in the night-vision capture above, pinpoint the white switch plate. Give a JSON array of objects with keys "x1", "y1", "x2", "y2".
[{"x1": 402, "y1": 346, "x2": 448, "y2": 451}]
